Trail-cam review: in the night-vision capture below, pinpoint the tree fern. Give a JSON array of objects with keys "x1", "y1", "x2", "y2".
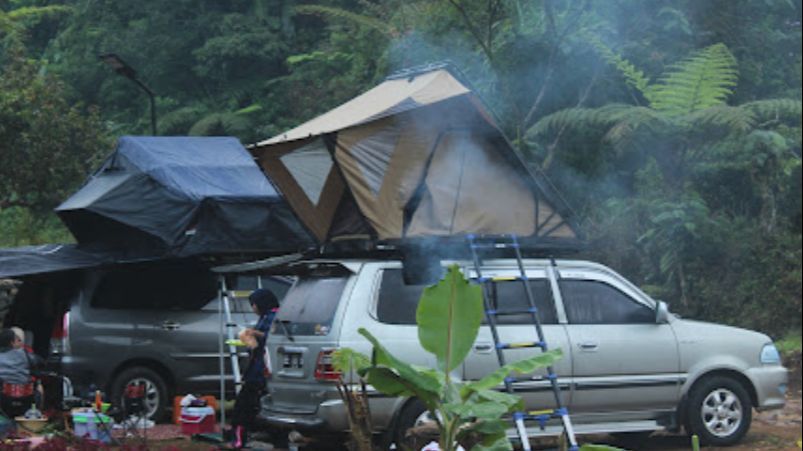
[
  {"x1": 741, "y1": 99, "x2": 802, "y2": 124},
  {"x1": 646, "y1": 43, "x2": 738, "y2": 116},
  {"x1": 295, "y1": 5, "x2": 394, "y2": 36},
  {"x1": 589, "y1": 38, "x2": 650, "y2": 97}
]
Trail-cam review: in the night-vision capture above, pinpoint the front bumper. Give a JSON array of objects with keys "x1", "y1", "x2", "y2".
[{"x1": 746, "y1": 365, "x2": 788, "y2": 411}]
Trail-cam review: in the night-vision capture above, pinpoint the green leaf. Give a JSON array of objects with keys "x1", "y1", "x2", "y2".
[
  {"x1": 470, "y1": 434, "x2": 513, "y2": 451},
  {"x1": 464, "y1": 349, "x2": 563, "y2": 393},
  {"x1": 331, "y1": 347, "x2": 371, "y2": 374},
  {"x1": 417, "y1": 264, "x2": 484, "y2": 373},
  {"x1": 358, "y1": 328, "x2": 442, "y2": 397}
]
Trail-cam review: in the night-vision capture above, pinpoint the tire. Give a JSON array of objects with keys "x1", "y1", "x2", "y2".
[
  {"x1": 393, "y1": 399, "x2": 437, "y2": 450},
  {"x1": 110, "y1": 366, "x2": 169, "y2": 422},
  {"x1": 686, "y1": 376, "x2": 752, "y2": 446}
]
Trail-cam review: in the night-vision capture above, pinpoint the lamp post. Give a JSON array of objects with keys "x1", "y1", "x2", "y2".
[{"x1": 99, "y1": 53, "x2": 157, "y2": 135}]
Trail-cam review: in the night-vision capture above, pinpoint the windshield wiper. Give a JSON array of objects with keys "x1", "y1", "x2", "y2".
[{"x1": 277, "y1": 319, "x2": 295, "y2": 342}]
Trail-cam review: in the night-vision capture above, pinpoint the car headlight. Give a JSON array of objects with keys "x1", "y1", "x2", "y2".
[{"x1": 760, "y1": 343, "x2": 781, "y2": 364}]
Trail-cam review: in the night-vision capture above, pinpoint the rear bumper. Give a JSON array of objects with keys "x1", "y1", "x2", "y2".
[
  {"x1": 259, "y1": 399, "x2": 348, "y2": 431},
  {"x1": 746, "y1": 365, "x2": 788, "y2": 411}
]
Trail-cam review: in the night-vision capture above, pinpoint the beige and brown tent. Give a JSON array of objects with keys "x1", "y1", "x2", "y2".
[{"x1": 251, "y1": 65, "x2": 582, "y2": 251}]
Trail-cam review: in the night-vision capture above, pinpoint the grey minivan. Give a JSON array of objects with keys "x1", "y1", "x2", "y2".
[
  {"x1": 260, "y1": 258, "x2": 787, "y2": 447},
  {"x1": 9, "y1": 260, "x2": 289, "y2": 420}
]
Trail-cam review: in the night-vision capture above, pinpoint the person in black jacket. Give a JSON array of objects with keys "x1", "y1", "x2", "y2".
[{"x1": 230, "y1": 289, "x2": 279, "y2": 449}]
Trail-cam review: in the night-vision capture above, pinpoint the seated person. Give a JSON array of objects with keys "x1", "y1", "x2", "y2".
[{"x1": 0, "y1": 328, "x2": 42, "y2": 417}]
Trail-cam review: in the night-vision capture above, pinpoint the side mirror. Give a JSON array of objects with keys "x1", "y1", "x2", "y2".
[{"x1": 655, "y1": 300, "x2": 670, "y2": 324}]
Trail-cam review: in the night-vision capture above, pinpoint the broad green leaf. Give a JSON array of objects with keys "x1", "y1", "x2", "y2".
[
  {"x1": 464, "y1": 349, "x2": 563, "y2": 394},
  {"x1": 331, "y1": 347, "x2": 370, "y2": 374},
  {"x1": 470, "y1": 434, "x2": 513, "y2": 451},
  {"x1": 358, "y1": 328, "x2": 443, "y2": 395},
  {"x1": 361, "y1": 367, "x2": 439, "y2": 409},
  {"x1": 469, "y1": 389, "x2": 523, "y2": 412},
  {"x1": 444, "y1": 400, "x2": 508, "y2": 420},
  {"x1": 417, "y1": 264, "x2": 484, "y2": 373}
]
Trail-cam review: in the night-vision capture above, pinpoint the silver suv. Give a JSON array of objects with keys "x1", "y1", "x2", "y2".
[{"x1": 260, "y1": 258, "x2": 787, "y2": 446}]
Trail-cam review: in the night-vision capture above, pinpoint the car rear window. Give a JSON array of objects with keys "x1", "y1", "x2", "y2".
[
  {"x1": 275, "y1": 274, "x2": 348, "y2": 336},
  {"x1": 377, "y1": 269, "x2": 557, "y2": 325}
]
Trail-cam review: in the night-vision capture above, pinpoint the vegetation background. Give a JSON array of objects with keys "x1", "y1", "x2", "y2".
[{"x1": 1, "y1": 0, "x2": 800, "y2": 340}]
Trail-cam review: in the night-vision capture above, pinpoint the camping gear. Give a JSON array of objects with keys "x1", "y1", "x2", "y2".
[
  {"x1": 173, "y1": 395, "x2": 217, "y2": 424},
  {"x1": 14, "y1": 417, "x2": 48, "y2": 436},
  {"x1": 180, "y1": 406, "x2": 215, "y2": 435},
  {"x1": 71, "y1": 410, "x2": 113, "y2": 443},
  {"x1": 467, "y1": 235, "x2": 578, "y2": 451},
  {"x1": 56, "y1": 136, "x2": 314, "y2": 258},
  {"x1": 251, "y1": 64, "x2": 582, "y2": 252}
]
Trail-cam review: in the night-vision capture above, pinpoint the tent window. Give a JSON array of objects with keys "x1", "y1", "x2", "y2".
[
  {"x1": 349, "y1": 125, "x2": 400, "y2": 197},
  {"x1": 91, "y1": 265, "x2": 217, "y2": 310},
  {"x1": 280, "y1": 139, "x2": 333, "y2": 205}
]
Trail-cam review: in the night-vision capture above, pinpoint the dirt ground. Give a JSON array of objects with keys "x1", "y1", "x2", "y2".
[{"x1": 99, "y1": 356, "x2": 803, "y2": 450}]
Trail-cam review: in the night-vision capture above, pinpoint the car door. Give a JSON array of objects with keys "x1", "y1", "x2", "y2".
[
  {"x1": 557, "y1": 269, "x2": 681, "y2": 416},
  {"x1": 463, "y1": 266, "x2": 572, "y2": 411}
]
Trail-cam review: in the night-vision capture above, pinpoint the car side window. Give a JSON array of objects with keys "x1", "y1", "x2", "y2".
[
  {"x1": 376, "y1": 269, "x2": 557, "y2": 325},
  {"x1": 376, "y1": 269, "x2": 425, "y2": 325},
  {"x1": 491, "y1": 279, "x2": 557, "y2": 325},
  {"x1": 559, "y1": 279, "x2": 654, "y2": 324},
  {"x1": 92, "y1": 264, "x2": 218, "y2": 310}
]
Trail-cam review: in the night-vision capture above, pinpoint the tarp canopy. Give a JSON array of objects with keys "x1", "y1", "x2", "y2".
[
  {"x1": 57, "y1": 136, "x2": 315, "y2": 257},
  {"x1": 251, "y1": 66, "x2": 583, "y2": 250},
  {"x1": 0, "y1": 244, "x2": 151, "y2": 279}
]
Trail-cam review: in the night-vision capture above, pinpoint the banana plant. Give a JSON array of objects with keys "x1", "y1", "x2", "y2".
[{"x1": 340, "y1": 264, "x2": 563, "y2": 451}]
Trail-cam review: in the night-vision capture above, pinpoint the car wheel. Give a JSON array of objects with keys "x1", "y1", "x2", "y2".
[
  {"x1": 393, "y1": 399, "x2": 437, "y2": 449},
  {"x1": 111, "y1": 366, "x2": 169, "y2": 422},
  {"x1": 687, "y1": 376, "x2": 752, "y2": 446}
]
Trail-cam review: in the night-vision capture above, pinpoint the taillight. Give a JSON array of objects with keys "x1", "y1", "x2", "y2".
[
  {"x1": 314, "y1": 349, "x2": 341, "y2": 381},
  {"x1": 50, "y1": 311, "x2": 70, "y2": 355}
]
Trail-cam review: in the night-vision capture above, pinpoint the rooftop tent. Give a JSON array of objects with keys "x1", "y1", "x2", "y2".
[
  {"x1": 251, "y1": 66, "x2": 582, "y2": 251},
  {"x1": 56, "y1": 136, "x2": 315, "y2": 257}
]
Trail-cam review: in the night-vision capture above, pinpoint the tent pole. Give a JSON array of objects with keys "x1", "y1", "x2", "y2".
[{"x1": 218, "y1": 277, "x2": 227, "y2": 432}]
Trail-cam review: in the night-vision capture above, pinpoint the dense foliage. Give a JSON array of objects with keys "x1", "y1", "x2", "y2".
[{"x1": 0, "y1": 0, "x2": 800, "y2": 336}]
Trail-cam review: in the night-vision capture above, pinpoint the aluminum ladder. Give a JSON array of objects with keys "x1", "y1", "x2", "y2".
[{"x1": 467, "y1": 234, "x2": 579, "y2": 451}]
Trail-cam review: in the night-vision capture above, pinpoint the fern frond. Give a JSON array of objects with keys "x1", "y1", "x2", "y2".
[
  {"x1": 602, "y1": 106, "x2": 669, "y2": 147},
  {"x1": 527, "y1": 104, "x2": 639, "y2": 139},
  {"x1": 7, "y1": 5, "x2": 71, "y2": 21},
  {"x1": 646, "y1": 43, "x2": 737, "y2": 115},
  {"x1": 741, "y1": 99, "x2": 802, "y2": 125},
  {"x1": 686, "y1": 105, "x2": 756, "y2": 133},
  {"x1": 295, "y1": 5, "x2": 393, "y2": 36},
  {"x1": 589, "y1": 38, "x2": 650, "y2": 96}
]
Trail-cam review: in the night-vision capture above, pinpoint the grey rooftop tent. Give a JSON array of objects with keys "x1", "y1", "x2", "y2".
[
  {"x1": 56, "y1": 136, "x2": 314, "y2": 258},
  {"x1": 251, "y1": 66, "x2": 582, "y2": 251}
]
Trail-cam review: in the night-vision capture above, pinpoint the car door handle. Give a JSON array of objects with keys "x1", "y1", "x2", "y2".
[
  {"x1": 578, "y1": 341, "x2": 598, "y2": 350},
  {"x1": 161, "y1": 321, "x2": 181, "y2": 331},
  {"x1": 474, "y1": 343, "x2": 493, "y2": 353}
]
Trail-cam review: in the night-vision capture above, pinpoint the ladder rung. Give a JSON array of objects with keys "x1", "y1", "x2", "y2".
[
  {"x1": 475, "y1": 275, "x2": 523, "y2": 283},
  {"x1": 497, "y1": 341, "x2": 546, "y2": 350},
  {"x1": 486, "y1": 307, "x2": 538, "y2": 316},
  {"x1": 504, "y1": 373, "x2": 558, "y2": 385}
]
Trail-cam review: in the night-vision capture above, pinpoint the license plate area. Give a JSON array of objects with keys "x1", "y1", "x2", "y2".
[
  {"x1": 282, "y1": 352, "x2": 303, "y2": 369},
  {"x1": 277, "y1": 346, "x2": 307, "y2": 378}
]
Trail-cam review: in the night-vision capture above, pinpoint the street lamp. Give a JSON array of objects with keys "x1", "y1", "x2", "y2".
[{"x1": 99, "y1": 53, "x2": 157, "y2": 135}]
